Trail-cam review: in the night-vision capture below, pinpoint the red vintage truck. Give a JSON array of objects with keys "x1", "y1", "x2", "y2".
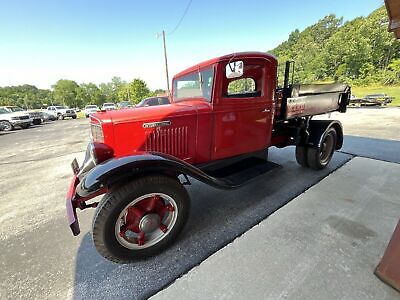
[{"x1": 66, "y1": 52, "x2": 350, "y2": 263}]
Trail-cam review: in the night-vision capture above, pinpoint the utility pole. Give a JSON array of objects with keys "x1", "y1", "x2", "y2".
[{"x1": 158, "y1": 30, "x2": 170, "y2": 96}]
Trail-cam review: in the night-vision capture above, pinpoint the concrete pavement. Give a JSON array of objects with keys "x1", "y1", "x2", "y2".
[
  {"x1": 153, "y1": 157, "x2": 400, "y2": 300},
  {"x1": 1, "y1": 108, "x2": 400, "y2": 299}
]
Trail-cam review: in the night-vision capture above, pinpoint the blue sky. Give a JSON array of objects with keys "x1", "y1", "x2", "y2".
[{"x1": 0, "y1": 0, "x2": 384, "y2": 90}]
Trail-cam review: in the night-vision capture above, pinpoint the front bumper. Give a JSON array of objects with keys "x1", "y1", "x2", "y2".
[
  {"x1": 11, "y1": 119, "x2": 33, "y2": 126},
  {"x1": 66, "y1": 175, "x2": 80, "y2": 235},
  {"x1": 63, "y1": 112, "x2": 77, "y2": 117}
]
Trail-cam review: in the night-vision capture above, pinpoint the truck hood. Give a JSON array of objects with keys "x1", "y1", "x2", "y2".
[{"x1": 92, "y1": 102, "x2": 200, "y2": 125}]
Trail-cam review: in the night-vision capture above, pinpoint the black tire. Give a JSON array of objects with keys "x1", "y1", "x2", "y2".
[
  {"x1": 92, "y1": 175, "x2": 190, "y2": 264},
  {"x1": 295, "y1": 145, "x2": 308, "y2": 167},
  {"x1": 33, "y1": 119, "x2": 42, "y2": 125},
  {"x1": 0, "y1": 121, "x2": 13, "y2": 131},
  {"x1": 20, "y1": 123, "x2": 30, "y2": 129},
  {"x1": 57, "y1": 114, "x2": 63, "y2": 120},
  {"x1": 307, "y1": 127, "x2": 337, "y2": 170},
  {"x1": 72, "y1": 115, "x2": 77, "y2": 119}
]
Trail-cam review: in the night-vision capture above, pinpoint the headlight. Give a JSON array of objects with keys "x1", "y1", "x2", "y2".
[
  {"x1": 90, "y1": 123, "x2": 104, "y2": 142},
  {"x1": 77, "y1": 142, "x2": 114, "y2": 180}
]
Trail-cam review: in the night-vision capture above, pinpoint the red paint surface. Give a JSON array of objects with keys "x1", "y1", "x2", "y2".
[{"x1": 90, "y1": 52, "x2": 278, "y2": 164}]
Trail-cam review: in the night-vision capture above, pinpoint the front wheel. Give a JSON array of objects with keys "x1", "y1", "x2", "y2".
[
  {"x1": 307, "y1": 127, "x2": 337, "y2": 170},
  {"x1": 92, "y1": 175, "x2": 190, "y2": 263},
  {"x1": 0, "y1": 121, "x2": 13, "y2": 131}
]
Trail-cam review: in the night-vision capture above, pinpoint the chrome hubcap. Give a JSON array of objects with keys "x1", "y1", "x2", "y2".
[
  {"x1": 139, "y1": 213, "x2": 161, "y2": 233},
  {"x1": 114, "y1": 193, "x2": 178, "y2": 250}
]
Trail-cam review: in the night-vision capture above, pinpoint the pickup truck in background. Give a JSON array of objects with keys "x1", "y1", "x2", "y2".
[
  {"x1": 46, "y1": 106, "x2": 77, "y2": 120},
  {"x1": 84, "y1": 105, "x2": 100, "y2": 118},
  {"x1": 65, "y1": 52, "x2": 350, "y2": 263},
  {"x1": 0, "y1": 106, "x2": 32, "y2": 131}
]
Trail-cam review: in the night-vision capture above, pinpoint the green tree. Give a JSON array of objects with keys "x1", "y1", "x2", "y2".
[
  {"x1": 52, "y1": 80, "x2": 80, "y2": 107},
  {"x1": 118, "y1": 78, "x2": 151, "y2": 104},
  {"x1": 78, "y1": 83, "x2": 105, "y2": 106}
]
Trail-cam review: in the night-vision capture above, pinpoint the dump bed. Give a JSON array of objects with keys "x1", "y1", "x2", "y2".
[{"x1": 284, "y1": 83, "x2": 350, "y2": 120}]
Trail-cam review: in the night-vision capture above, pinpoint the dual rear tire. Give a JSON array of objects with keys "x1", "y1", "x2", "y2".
[{"x1": 295, "y1": 127, "x2": 337, "y2": 170}]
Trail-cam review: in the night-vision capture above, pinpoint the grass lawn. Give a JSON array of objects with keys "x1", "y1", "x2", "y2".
[
  {"x1": 351, "y1": 85, "x2": 400, "y2": 106},
  {"x1": 76, "y1": 111, "x2": 86, "y2": 119}
]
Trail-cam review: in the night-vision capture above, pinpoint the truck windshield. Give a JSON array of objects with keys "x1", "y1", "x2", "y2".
[{"x1": 173, "y1": 67, "x2": 214, "y2": 102}]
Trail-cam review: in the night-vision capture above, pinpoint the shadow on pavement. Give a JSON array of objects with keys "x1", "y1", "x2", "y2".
[
  {"x1": 72, "y1": 148, "x2": 352, "y2": 300},
  {"x1": 342, "y1": 135, "x2": 400, "y2": 164}
]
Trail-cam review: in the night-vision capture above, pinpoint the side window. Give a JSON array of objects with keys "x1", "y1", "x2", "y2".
[
  {"x1": 223, "y1": 61, "x2": 265, "y2": 98},
  {"x1": 159, "y1": 97, "x2": 170, "y2": 104},
  {"x1": 227, "y1": 78, "x2": 257, "y2": 97},
  {"x1": 147, "y1": 98, "x2": 159, "y2": 106}
]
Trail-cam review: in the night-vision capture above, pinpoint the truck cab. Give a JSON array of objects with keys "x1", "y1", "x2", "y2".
[
  {"x1": 66, "y1": 52, "x2": 350, "y2": 263},
  {"x1": 90, "y1": 52, "x2": 277, "y2": 165}
]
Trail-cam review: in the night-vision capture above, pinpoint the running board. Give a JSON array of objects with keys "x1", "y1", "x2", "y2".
[{"x1": 205, "y1": 157, "x2": 281, "y2": 187}]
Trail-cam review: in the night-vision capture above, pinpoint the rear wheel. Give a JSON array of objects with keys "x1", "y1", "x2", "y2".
[
  {"x1": 20, "y1": 123, "x2": 30, "y2": 129},
  {"x1": 57, "y1": 114, "x2": 63, "y2": 120},
  {"x1": 307, "y1": 127, "x2": 337, "y2": 170},
  {"x1": 92, "y1": 175, "x2": 190, "y2": 263}
]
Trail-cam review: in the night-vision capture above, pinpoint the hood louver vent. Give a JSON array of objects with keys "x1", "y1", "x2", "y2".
[{"x1": 145, "y1": 126, "x2": 189, "y2": 158}]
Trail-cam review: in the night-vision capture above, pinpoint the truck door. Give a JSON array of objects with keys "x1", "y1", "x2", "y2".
[{"x1": 212, "y1": 58, "x2": 275, "y2": 160}]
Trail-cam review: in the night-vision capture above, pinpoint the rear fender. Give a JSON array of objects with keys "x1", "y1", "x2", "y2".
[
  {"x1": 77, "y1": 152, "x2": 238, "y2": 197},
  {"x1": 306, "y1": 120, "x2": 343, "y2": 150}
]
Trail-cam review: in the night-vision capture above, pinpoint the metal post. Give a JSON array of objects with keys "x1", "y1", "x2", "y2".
[{"x1": 162, "y1": 30, "x2": 170, "y2": 96}]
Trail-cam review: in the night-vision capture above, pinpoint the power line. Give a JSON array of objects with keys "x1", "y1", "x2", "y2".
[{"x1": 167, "y1": 0, "x2": 193, "y2": 35}]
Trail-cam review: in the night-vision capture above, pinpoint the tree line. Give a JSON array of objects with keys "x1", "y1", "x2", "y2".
[
  {"x1": 0, "y1": 77, "x2": 165, "y2": 109},
  {"x1": 270, "y1": 6, "x2": 400, "y2": 86}
]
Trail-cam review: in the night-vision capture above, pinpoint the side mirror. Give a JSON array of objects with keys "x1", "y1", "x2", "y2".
[{"x1": 226, "y1": 61, "x2": 244, "y2": 79}]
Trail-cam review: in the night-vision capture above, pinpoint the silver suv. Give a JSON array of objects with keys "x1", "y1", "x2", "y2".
[{"x1": 0, "y1": 107, "x2": 32, "y2": 131}]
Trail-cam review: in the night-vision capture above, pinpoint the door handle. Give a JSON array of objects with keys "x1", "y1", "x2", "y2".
[{"x1": 261, "y1": 108, "x2": 271, "y2": 113}]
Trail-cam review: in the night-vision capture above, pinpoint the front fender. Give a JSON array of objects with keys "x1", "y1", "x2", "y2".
[{"x1": 77, "y1": 152, "x2": 237, "y2": 197}]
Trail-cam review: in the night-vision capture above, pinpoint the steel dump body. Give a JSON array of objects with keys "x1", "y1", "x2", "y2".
[{"x1": 284, "y1": 83, "x2": 350, "y2": 119}]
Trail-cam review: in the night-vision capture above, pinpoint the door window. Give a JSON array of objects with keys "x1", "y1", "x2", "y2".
[{"x1": 227, "y1": 78, "x2": 257, "y2": 97}]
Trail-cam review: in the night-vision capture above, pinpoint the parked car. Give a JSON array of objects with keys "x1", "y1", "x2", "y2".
[
  {"x1": 84, "y1": 105, "x2": 100, "y2": 118},
  {"x1": 136, "y1": 96, "x2": 170, "y2": 107},
  {"x1": 101, "y1": 103, "x2": 117, "y2": 111},
  {"x1": 0, "y1": 107, "x2": 32, "y2": 131},
  {"x1": 2, "y1": 106, "x2": 43, "y2": 125},
  {"x1": 40, "y1": 109, "x2": 56, "y2": 121},
  {"x1": 117, "y1": 101, "x2": 133, "y2": 109},
  {"x1": 46, "y1": 106, "x2": 77, "y2": 120},
  {"x1": 363, "y1": 94, "x2": 394, "y2": 105}
]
